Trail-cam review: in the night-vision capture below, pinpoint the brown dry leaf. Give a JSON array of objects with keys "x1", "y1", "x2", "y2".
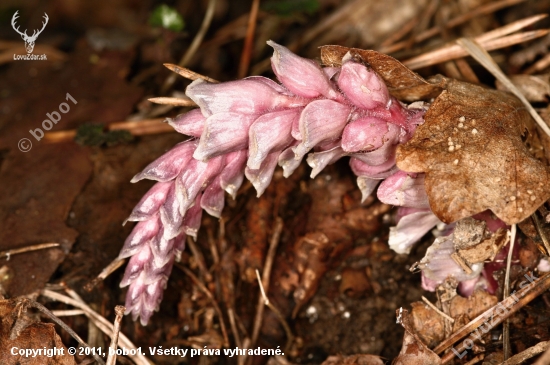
[
  {"x1": 321, "y1": 354, "x2": 384, "y2": 365},
  {"x1": 319, "y1": 45, "x2": 444, "y2": 101},
  {"x1": 456, "y1": 228, "x2": 508, "y2": 265},
  {"x1": 0, "y1": 299, "x2": 76, "y2": 365},
  {"x1": 393, "y1": 309, "x2": 441, "y2": 365},
  {"x1": 411, "y1": 290, "x2": 497, "y2": 347},
  {"x1": 397, "y1": 77, "x2": 550, "y2": 225}
]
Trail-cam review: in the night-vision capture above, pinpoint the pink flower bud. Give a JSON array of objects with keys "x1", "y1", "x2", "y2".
[
  {"x1": 293, "y1": 99, "x2": 351, "y2": 159},
  {"x1": 268, "y1": 40, "x2": 340, "y2": 100},
  {"x1": 338, "y1": 55, "x2": 390, "y2": 110},
  {"x1": 248, "y1": 109, "x2": 299, "y2": 169},
  {"x1": 187, "y1": 78, "x2": 301, "y2": 116},
  {"x1": 193, "y1": 113, "x2": 256, "y2": 161},
  {"x1": 341, "y1": 117, "x2": 388, "y2": 152},
  {"x1": 349, "y1": 123, "x2": 400, "y2": 166},
  {"x1": 377, "y1": 171, "x2": 429, "y2": 209},
  {"x1": 126, "y1": 181, "x2": 172, "y2": 222},
  {"x1": 131, "y1": 140, "x2": 198, "y2": 183},
  {"x1": 166, "y1": 109, "x2": 205, "y2": 137}
]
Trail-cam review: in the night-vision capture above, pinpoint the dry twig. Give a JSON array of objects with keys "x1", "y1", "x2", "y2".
[
  {"x1": 41, "y1": 289, "x2": 152, "y2": 365},
  {"x1": 456, "y1": 37, "x2": 550, "y2": 138},
  {"x1": 105, "y1": 305, "x2": 125, "y2": 365},
  {"x1": 434, "y1": 272, "x2": 550, "y2": 363},
  {"x1": 0, "y1": 243, "x2": 60, "y2": 259},
  {"x1": 238, "y1": 0, "x2": 261, "y2": 78},
  {"x1": 499, "y1": 340, "x2": 550, "y2": 365}
]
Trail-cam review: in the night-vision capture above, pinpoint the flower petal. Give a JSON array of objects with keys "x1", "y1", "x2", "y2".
[
  {"x1": 245, "y1": 151, "x2": 279, "y2": 197},
  {"x1": 377, "y1": 170, "x2": 429, "y2": 209},
  {"x1": 356, "y1": 176, "x2": 380, "y2": 203},
  {"x1": 201, "y1": 175, "x2": 225, "y2": 218},
  {"x1": 166, "y1": 109, "x2": 205, "y2": 137},
  {"x1": 349, "y1": 155, "x2": 397, "y2": 179},
  {"x1": 307, "y1": 146, "x2": 346, "y2": 178},
  {"x1": 182, "y1": 193, "x2": 203, "y2": 240},
  {"x1": 120, "y1": 245, "x2": 152, "y2": 287},
  {"x1": 119, "y1": 216, "x2": 161, "y2": 259},
  {"x1": 131, "y1": 140, "x2": 198, "y2": 183},
  {"x1": 268, "y1": 40, "x2": 339, "y2": 99},
  {"x1": 194, "y1": 113, "x2": 256, "y2": 161},
  {"x1": 177, "y1": 155, "x2": 225, "y2": 214},
  {"x1": 220, "y1": 150, "x2": 247, "y2": 199},
  {"x1": 417, "y1": 234, "x2": 483, "y2": 289},
  {"x1": 278, "y1": 144, "x2": 302, "y2": 177},
  {"x1": 186, "y1": 78, "x2": 302, "y2": 116},
  {"x1": 248, "y1": 109, "x2": 299, "y2": 169},
  {"x1": 341, "y1": 117, "x2": 388, "y2": 153},
  {"x1": 388, "y1": 209, "x2": 442, "y2": 254},
  {"x1": 159, "y1": 182, "x2": 184, "y2": 240},
  {"x1": 126, "y1": 181, "x2": 172, "y2": 222},
  {"x1": 293, "y1": 99, "x2": 351, "y2": 160},
  {"x1": 338, "y1": 54, "x2": 390, "y2": 110}
]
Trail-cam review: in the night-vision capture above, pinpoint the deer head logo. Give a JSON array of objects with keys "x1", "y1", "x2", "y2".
[{"x1": 11, "y1": 11, "x2": 49, "y2": 54}]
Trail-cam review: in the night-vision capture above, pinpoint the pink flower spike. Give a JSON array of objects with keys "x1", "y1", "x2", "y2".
[
  {"x1": 177, "y1": 155, "x2": 224, "y2": 214},
  {"x1": 182, "y1": 194, "x2": 203, "y2": 240},
  {"x1": 131, "y1": 140, "x2": 198, "y2": 183},
  {"x1": 119, "y1": 216, "x2": 161, "y2": 259},
  {"x1": 194, "y1": 113, "x2": 256, "y2": 161},
  {"x1": 248, "y1": 109, "x2": 299, "y2": 169},
  {"x1": 245, "y1": 151, "x2": 279, "y2": 197},
  {"x1": 268, "y1": 40, "x2": 339, "y2": 100},
  {"x1": 278, "y1": 144, "x2": 302, "y2": 178},
  {"x1": 220, "y1": 150, "x2": 247, "y2": 199},
  {"x1": 126, "y1": 181, "x2": 173, "y2": 222},
  {"x1": 388, "y1": 209, "x2": 442, "y2": 254},
  {"x1": 338, "y1": 54, "x2": 390, "y2": 110},
  {"x1": 377, "y1": 171, "x2": 429, "y2": 209},
  {"x1": 120, "y1": 245, "x2": 153, "y2": 287},
  {"x1": 186, "y1": 78, "x2": 301, "y2": 117},
  {"x1": 356, "y1": 176, "x2": 380, "y2": 203},
  {"x1": 307, "y1": 146, "x2": 346, "y2": 178},
  {"x1": 201, "y1": 175, "x2": 225, "y2": 218},
  {"x1": 293, "y1": 99, "x2": 351, "y2": 160},
  {"x1": 341, "y1": 117, "x2": 388, "y2": 153},
  {"x1": 166, "y1": 109, "x2": 205, "y2": 137}
]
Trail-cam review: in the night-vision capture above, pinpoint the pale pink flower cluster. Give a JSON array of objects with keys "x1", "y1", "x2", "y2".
[{"x1": 119, "y1": 41, "x2": 428, "y2": 324}]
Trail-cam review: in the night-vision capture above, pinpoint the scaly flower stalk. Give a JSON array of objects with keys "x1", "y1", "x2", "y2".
[{"x1": 119, "y1": 41, "x2": 427, "y2": 324}]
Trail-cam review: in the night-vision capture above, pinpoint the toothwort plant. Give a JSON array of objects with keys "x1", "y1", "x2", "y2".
[{"x1": 118, "y1": 41, "x2": 445, "y2": 325}]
